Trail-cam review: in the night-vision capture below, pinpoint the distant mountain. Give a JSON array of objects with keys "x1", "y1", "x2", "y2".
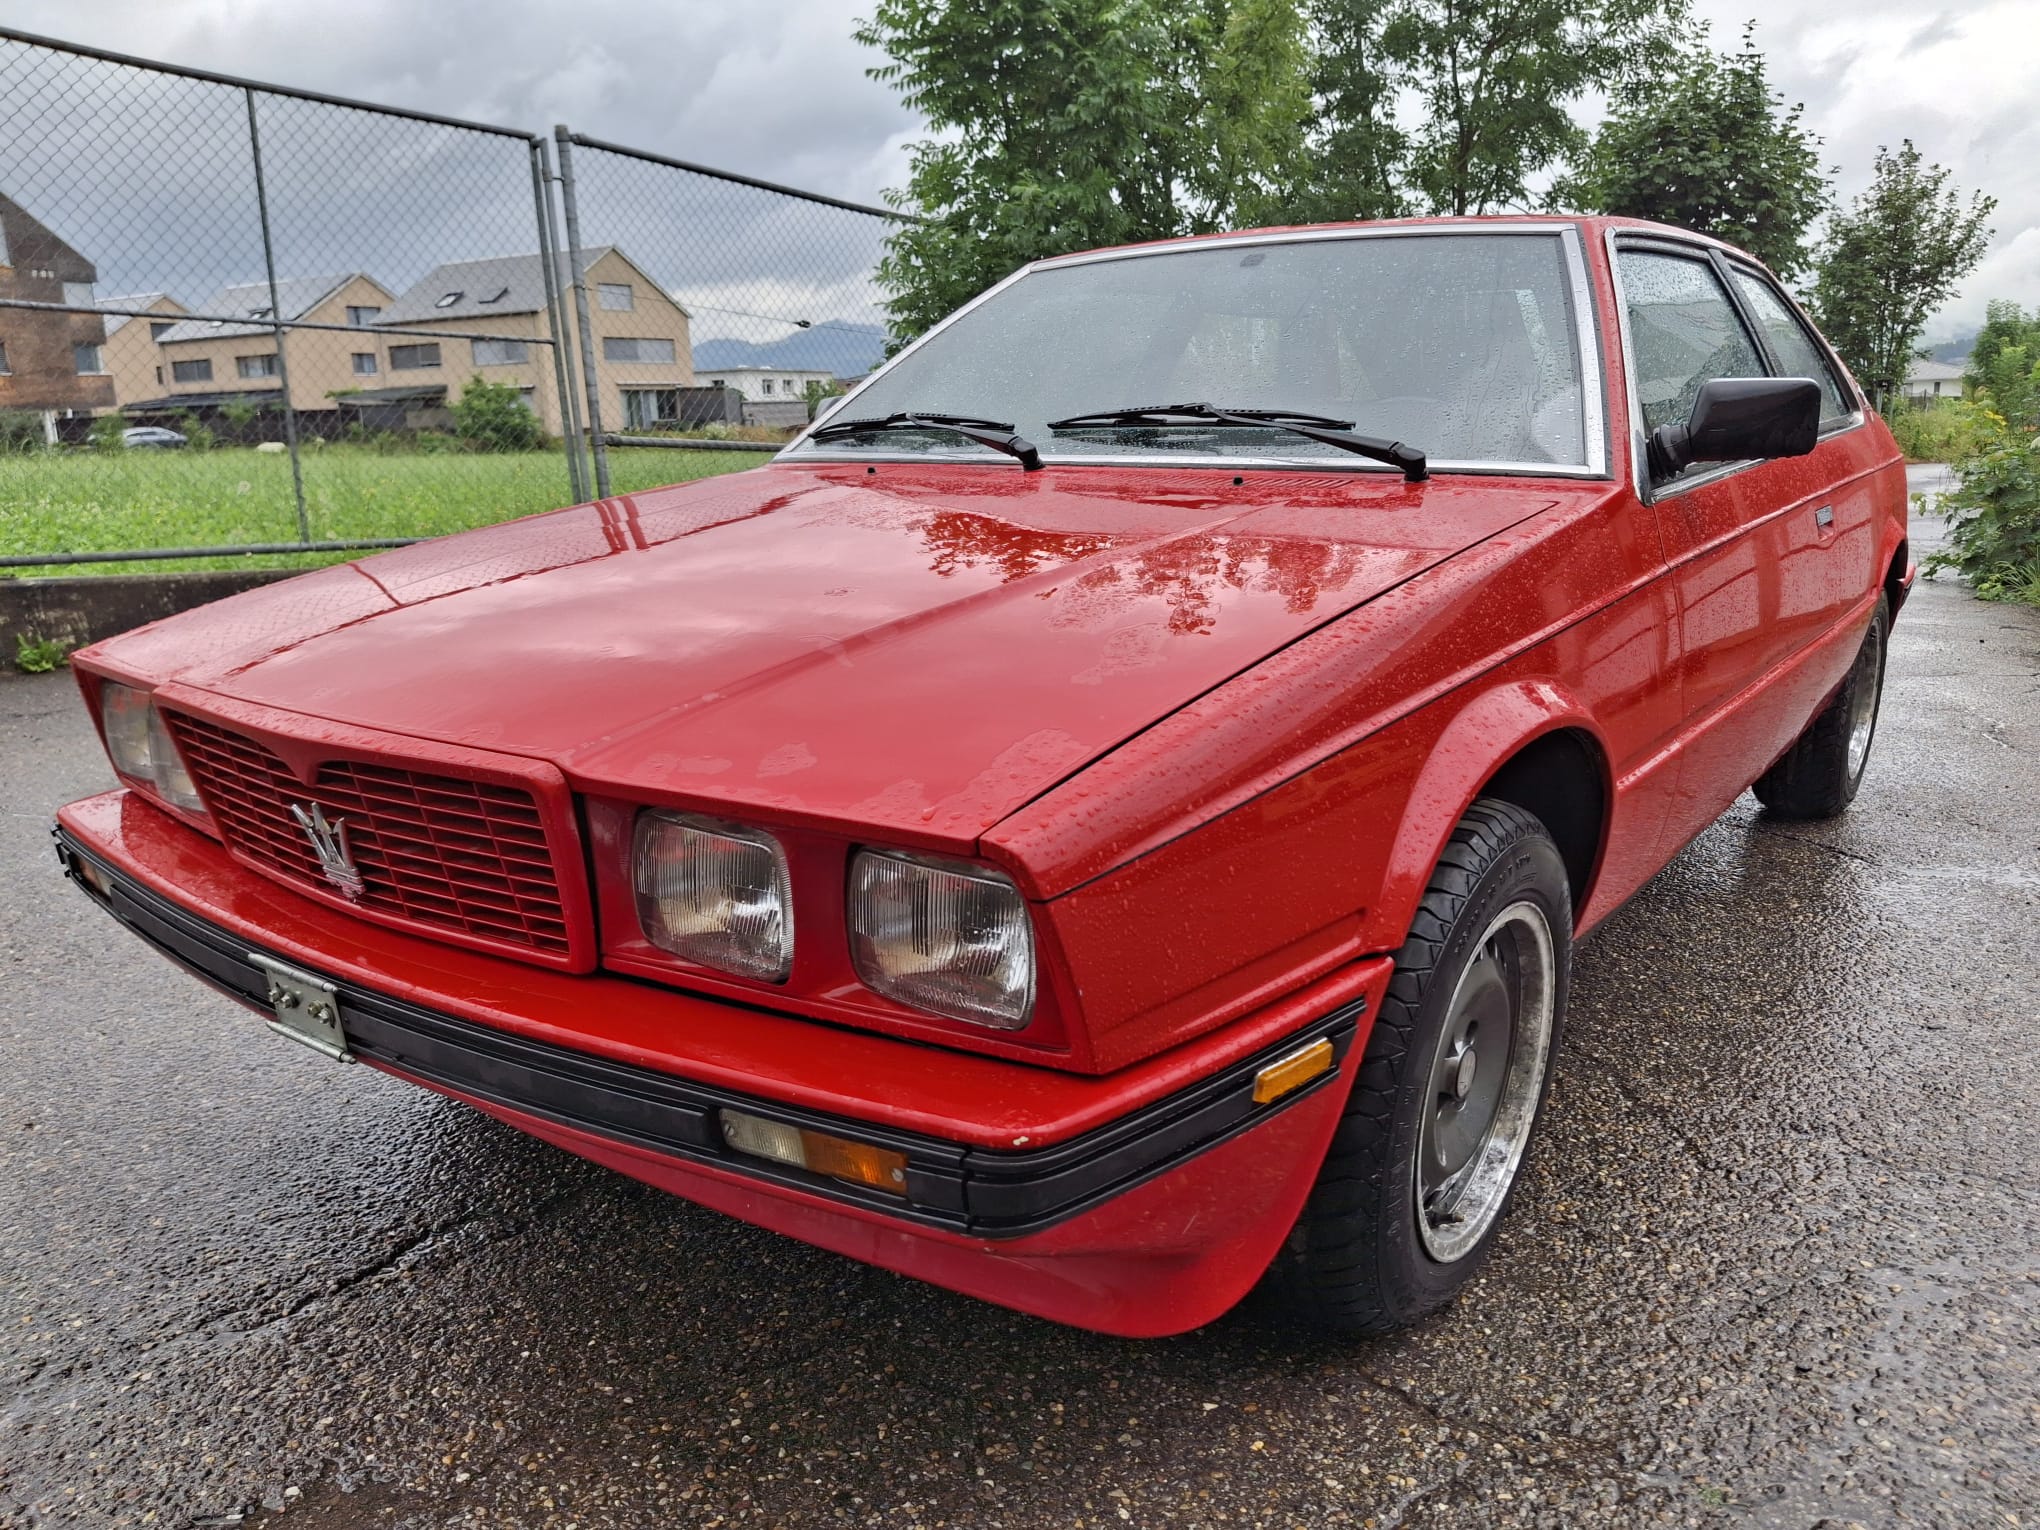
[
  {"x1": 691, "y1": 323, "x2": 891, "y2": 380},
  {"x1": 1928, "y1": 333, "x2": 1977, "y2": 364}
]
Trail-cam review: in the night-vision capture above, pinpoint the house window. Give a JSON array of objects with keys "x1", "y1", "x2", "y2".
[
  {"x1": 599, "y1": 283, "x2": 634, "y2": 311},
  {"x1": 63, "y1": 281, "x2": 95, "y2": 308},
  {"x1": 155, "y1": 365, "x2": 162, "y2": 384},
  {"x1": 149, "y1": 321, "x2": 176, "y2": 341},
  {"x1": 622, "y1": 388, "x2": 682, "y2": 428},
  {"x1": 516, "y1": 387, "x2": 538, "y2": 412},
  {"x1": 172, "y1": 358, "x2": 213, "y2": 383},
  {"x1": 390, "y1": 343, "x2": 443, "y2": 370},
  {"x1": 236, "y1": 353, "x2": 279, "y2": 379},
  {"x1": 759, "y1": 378, "x2": 774, "y2": 396},
  {"x1": 471, "y1": 338, "x2": 529, "y2": 366},
  {"x1": 434, "y1": 292, "x2": 462, "y2": 309},
  {"x1": 601, "y1": 336, "x2": 675, "y2": 364},
  {"x1": 0, "y1": 341, "x2": 9, "y2": 375},
  {"x1": 479, "y1": 287, "x2": 510, "y2": 305},
  {"x1": 346, "y1": 305, "x2": 382, "y2": 326},
  {"x1": 73, "y1": 343, "x2": 105, "y2": 375},
  {"x1": 351, "y1": 352, "x2": 378, "y2": 376},
  {"x1": 783, "y1": 378, "x2": 796, "y2": 393}
]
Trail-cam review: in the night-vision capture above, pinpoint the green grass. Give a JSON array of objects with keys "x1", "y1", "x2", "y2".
[{"x1": 0, "y1": 445, "x2": 766, "y2": 577}]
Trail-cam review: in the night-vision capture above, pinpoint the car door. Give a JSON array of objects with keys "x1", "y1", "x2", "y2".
[
  {"x1": 1719, "y1": 263, "x2": 1879, "y2": 652},
  {"x1": 1612, "y1": 240, "x2": 1808, "y2": 846}
]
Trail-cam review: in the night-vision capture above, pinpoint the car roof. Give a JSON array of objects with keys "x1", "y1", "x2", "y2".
[{"x1": 1041, "y1": 214, "x2": 1767, "y2": 274}]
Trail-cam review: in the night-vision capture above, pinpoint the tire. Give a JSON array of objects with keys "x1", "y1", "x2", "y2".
[
  {"x1": 1753, "y1": 595, "x2": 1889, "y2": 821},
  {"x1": 1273, "y1": 799, "x2": 1572, "y2": 1334}
]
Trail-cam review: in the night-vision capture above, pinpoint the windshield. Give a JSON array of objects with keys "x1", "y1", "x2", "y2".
[{"x1": 792, "y1": 231, "x2": 1593, "y2": 471}]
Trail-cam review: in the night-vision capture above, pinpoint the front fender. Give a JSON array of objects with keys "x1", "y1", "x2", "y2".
[{"x1": 1362, "y1": 678, "x2": 1607, "y2": 953}]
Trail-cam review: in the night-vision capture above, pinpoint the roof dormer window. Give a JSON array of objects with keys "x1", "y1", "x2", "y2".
[
  {"x1": 479, "y1": 287, "x2": 509, "y2": 304},
  {"x1": 435, "y1": 292, "x2": 463, "y2": 308}
]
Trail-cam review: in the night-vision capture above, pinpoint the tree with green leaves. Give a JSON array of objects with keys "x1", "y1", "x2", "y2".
[
  {"x1": 1286, "y1": 0, "x2": 1407, "y2": 223},
  {"x1": 1811, "y1": 141, "x2": 1995, "y2": 411},
  {"x1": 854, "y1": 0, "x2": 1315, "y2": 339},
  {"x1": 1554, "y1": 24, "x2": 1828, "y2": 276},
  {"x1": 1379, "y1": 0, "x2": 1687, "y2": 217}
]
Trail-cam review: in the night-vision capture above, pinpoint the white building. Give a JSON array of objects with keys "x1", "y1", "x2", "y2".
[
  {"x1": 692, "y1": 364, "x2": 837, "y2": 403},
  {"x1": 1902, "y1": 358, "x2": 1967, "y2": 402}
]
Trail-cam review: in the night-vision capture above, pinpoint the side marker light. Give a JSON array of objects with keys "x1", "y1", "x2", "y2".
[{"x1": 1253, "y1": 1038, "x2": 1335, "y2": 1105}]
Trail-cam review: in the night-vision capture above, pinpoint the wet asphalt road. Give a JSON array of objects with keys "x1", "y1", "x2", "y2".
[{"x1": 3, "y1": 489, "x2": 2036, "y2": 1528}]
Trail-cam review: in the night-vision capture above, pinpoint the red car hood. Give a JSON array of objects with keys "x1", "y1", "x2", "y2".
[{"x1": 102, "y1": 463, "x2": 1554, "y2": 845}]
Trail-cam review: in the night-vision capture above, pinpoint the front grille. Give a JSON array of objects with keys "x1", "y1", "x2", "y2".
[{"x1": 163, "y1": 712, "x2": 572, "y2": 957}]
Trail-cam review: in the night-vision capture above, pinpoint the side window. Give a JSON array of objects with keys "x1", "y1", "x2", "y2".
[
  {"x1": 1727, "y1": 269, "x2": 1854, "y2": 424},
  {"x1": 1617, "y1": 249, "x2": 1766, "y2": 435}
]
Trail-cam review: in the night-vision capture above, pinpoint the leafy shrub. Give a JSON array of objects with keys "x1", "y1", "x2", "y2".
[
  {"x1": 87, "y1": 412, "x2": 130, "y2": 450},
  {"x1": 1887, "y1": 398, "x2": 1985, "y2": 463},
  {"x1": 452, "y1": 377, "x2": 543, "y2": 452},
  {"x1": 0, "y1": 412, "x2": 47, "y2": 454},
  {"x1": 14, "y1": 635, "x2": 69, "y2": 673},
  {"x1": 173, "y1": 411, "x2": 216, "y2": 451},
  {"x1": 1929, "y1": 302, "x2": 2040, "y2": 605}
]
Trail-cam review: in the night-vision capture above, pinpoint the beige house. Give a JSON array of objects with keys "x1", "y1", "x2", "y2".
[
  {"x1": 95, "y1": 293, "x2": 189, "y2": 409},
  {"x1": 141, "y1": 273, "x2": 394, "y2": 415},
  {"x1": 375, "y1": 247, "x2": 690, "y2": 435}
]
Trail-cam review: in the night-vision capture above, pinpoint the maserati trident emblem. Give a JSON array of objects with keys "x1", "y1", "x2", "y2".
[{"x1": 289, "y1": 802, "x2": 365, "y2": 899}]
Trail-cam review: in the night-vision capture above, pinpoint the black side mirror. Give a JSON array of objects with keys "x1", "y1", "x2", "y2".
[{"x1": 1647, "y1": 377, "x2": 1822, "y2": 481}]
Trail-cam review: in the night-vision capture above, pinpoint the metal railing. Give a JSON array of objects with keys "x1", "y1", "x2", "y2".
[{"x1": 0, "y1": 26, "x2": 908, "y2": 573}]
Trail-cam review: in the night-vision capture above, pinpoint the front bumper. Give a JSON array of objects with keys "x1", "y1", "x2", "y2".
[{"x1": 54, "y1": 791, "x2": 1391, "y2": 1335}]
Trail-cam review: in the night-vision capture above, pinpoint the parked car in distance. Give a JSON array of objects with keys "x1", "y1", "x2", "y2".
[
  {"x1": 55, "y1": 217, "x2": 1909, "y2": 1337},
  {"x1": 120, "y1": 425, "x2": 187, "y2": 449}
]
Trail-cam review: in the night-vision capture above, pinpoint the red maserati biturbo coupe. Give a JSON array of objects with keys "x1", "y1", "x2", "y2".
[{"x1": 55, "y1": 217, "x2": 1909, "y2": 1336}]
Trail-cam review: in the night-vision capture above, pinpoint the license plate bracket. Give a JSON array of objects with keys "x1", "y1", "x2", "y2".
[{"x1": 249, "y1": 952, "x2": 354, "y2": 1063}]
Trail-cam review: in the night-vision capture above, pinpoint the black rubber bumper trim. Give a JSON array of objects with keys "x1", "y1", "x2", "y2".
[{"x1": 54, "y1": 827, "x2": 1363, "y2": 1238}]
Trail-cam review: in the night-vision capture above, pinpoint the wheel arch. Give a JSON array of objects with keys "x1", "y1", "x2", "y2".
[{"x1": 1372, "y1": 680, "x2": 1612, "y2": 951}]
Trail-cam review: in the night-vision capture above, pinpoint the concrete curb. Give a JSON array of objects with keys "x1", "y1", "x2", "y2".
[{"x1": 3, "y1": 569, "x2": 297, "y2": 661}]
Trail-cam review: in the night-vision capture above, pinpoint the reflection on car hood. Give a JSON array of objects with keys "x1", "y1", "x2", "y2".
[{"x1": 101, "y1": 463, "x2": 1555, "y2": 844}]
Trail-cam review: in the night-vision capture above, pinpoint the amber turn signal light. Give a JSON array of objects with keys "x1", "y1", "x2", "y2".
[
  {"x1": 1252, "y1": 1038, "x2": 1334, "y2": 1105},
  {"x1": 718, "y1": 1109, "x2": 909, "y2": 1194}
]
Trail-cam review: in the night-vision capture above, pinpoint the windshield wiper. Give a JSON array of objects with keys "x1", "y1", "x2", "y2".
[
  {"x1": 1045, "y1": 402, "x2": 1427, "y2": 482},
  {"x1": 809, "y1": 411, "x2": 1042, "y2": 470}
]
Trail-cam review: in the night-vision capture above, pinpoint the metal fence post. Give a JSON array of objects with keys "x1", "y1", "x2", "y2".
[
  {"x1": 552, "y1": 125, "x2": 610, "y2": 500},
  {"x1": 243, "y1": 86, "x2": 311, "y2": 545},
  {"x1": 528, "y1": 137, "x2": 587, "y2": 503}
]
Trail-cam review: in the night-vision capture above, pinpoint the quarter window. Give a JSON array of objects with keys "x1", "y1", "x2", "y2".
[
  {"x1": 1616, "y1": 249, "x2": 1766, "y2": 436},
  {"x1": 1727, "y1": 269, "x2": 1854, "y2": 425}
]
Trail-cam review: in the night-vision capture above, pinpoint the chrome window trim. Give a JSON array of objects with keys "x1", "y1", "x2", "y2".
[
  {"x1": 788, "y1": 222, "x2": 1610, "y2": 479},
  {"x1": 1604, "y1": 227, "x2": 1868, "y2": 505}
]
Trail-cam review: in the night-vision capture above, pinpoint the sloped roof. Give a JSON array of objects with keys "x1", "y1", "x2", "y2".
[
  {"x1": 377, "y1": 248, "x2": 613, "y2": 325},
  {"x1": 1906, "y1": 358, "x2": 1966, "y2": 383},
  {"x1": 98, "y1": 292, "x2": 180, "y2": 335},
  {"x1": 155, "y1": 274, "x2": 363, "y2": 344}
]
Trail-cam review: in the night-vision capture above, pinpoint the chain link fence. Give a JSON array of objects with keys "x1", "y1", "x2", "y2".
[{"x1": 0, "y1": 26, "x2": 907, "y2": 575}]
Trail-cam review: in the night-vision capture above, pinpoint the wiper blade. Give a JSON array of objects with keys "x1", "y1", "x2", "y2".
[
  {"x1": 1045, "y1": 401, "x2": 1427, "y2": 482},
  {"x1": 809, "y1": 411, "x2": 1042, "y2": 470}
]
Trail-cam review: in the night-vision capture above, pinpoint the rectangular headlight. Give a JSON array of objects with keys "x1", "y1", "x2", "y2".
[
  {"x1": 99, "y1": 682, "x2": 208, "y2": 817},
  {"x1": 632, "y1": 810, "x2": 793, "y2": 982},
  {"x1": 848, "y1": 849, "x2": 1035, "y2": 1029}
]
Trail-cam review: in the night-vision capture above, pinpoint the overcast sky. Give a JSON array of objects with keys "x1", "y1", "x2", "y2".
[{"x1": 7, "y1": 0, "x2": 2034, "y2": 340}]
